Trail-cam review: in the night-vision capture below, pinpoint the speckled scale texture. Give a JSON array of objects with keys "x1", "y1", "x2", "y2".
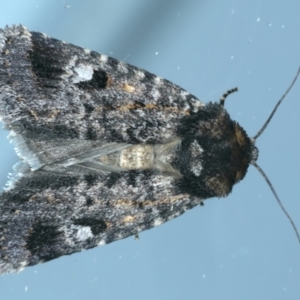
[{"x1": 0, "y1": 25, "x2": 253, "y2": 275}]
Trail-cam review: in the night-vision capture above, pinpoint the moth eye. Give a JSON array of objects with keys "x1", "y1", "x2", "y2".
[
  {"x1": 205, "y1": 175, "x2": 232, "y2": 197},
  {"x1": 234, "y1": 122, "x2": 248, "y2": 149},
  {"x1": 230, "y1": 122, "x2": 253, "y2": 184},
  {"x1": 235, "y1": 170, "x2": 243, "y2": 182}
]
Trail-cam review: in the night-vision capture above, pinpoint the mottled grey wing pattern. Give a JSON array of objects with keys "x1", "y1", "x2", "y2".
[
  {"x1": 0, "y1": 25, "x2": 253, "y2": 275},
  {"x1": 0, "y1": 25, "x2": 204, "y2": 171},
  {"x1": 0, "y1": 25, "x2": 207, "y2": 274}
]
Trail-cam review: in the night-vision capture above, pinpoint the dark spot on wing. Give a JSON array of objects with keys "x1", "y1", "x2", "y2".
[{"x1": 26, "y1": 222, "x2": 64, "y2": 264}]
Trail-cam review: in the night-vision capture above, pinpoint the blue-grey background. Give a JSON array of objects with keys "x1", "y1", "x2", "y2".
[{"x1": 0, "y1": 1, "x2": 299, "y2": 299}]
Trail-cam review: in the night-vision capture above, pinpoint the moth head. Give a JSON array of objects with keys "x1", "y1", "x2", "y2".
[{"x1": 216, "y1": 77, "x2": 300, "y2": 245}]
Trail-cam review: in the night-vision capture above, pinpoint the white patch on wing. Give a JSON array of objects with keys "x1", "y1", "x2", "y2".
[
  {"x1": 98, "y1": 239, "x2": 106, "y2": 246},
  {"x1": 76, "y1": 226, "x2": 93, "y2": 240},
  {"x1": 153, "y1": 218, "x2": 163, "y2": 227},
  {"x1": 154, "y1": 76, "x2": 162, "y2": 85},
  {"x1": 17, "y1": 261, "x2": 28, "y2": 273},
  {"x1": 73, "y1": 64, "x2": 94, "y2": 82},
  {"x1": 99, "y1": 54, "x2": 108, "y2": 63},
  {"x1": 136, "y1": 70, "x2": 145, "y2": 79}
]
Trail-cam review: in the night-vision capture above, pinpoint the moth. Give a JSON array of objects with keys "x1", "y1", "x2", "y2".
[{"x1": 0, "y1": 25, "x2": 299, "y2": 275}]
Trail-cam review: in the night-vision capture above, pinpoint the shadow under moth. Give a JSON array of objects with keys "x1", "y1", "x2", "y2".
[{"x1": 0, "y1": 25, "x2": 299, "y2": 275}]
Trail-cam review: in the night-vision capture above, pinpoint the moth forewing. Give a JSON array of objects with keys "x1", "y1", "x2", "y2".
[{"x1": 0, "y1": 25, "x2": 298, "y2": 276}]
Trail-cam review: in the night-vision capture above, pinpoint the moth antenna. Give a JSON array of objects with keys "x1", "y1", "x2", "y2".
[
  {"x1": 250, "y1": 66, "x2": 300, "y2": 246},
  {"x1": 253, "y1": 66, "x2": 300, "y2": 141},
  {"x1": 252, "y1": 162, "x2": 300, "y2": 245},
  {"x1": 219, "y1": 87, "x2": 238, "y2": 106}
]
